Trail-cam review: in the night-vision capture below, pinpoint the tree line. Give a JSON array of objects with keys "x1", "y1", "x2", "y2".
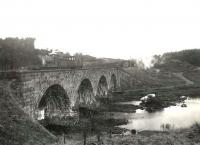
[
  {"x1": 0, "y1": 37, "x2": 147, "y2": 71},
  {"x1": 151, "y1": 49, "x2": 200, "y2": 67},
  {"x1": 0, "y1": 38, "x2": 41, "y2": 70},
  {"x1": 0, "y1": 37, "x2": 97, "y2": 71}
]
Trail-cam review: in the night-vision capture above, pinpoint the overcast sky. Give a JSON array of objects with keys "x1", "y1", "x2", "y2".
[{"x1": 1, "y1": 0, "x2": 200, "y2": 65}]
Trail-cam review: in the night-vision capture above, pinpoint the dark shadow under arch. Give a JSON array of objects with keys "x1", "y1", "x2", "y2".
[
  {"x1": 77, "y1": 79, "x2": 95, "y2": 108},
  {"x1": 38, "y1": 84, "x2": 70, "y2": 119},
  {"x1": 97, "y1": 75, "x2": 108, "y2": 97},
  {"x1": 110, "y1": 74, "x2": 117, "y2": 91}
]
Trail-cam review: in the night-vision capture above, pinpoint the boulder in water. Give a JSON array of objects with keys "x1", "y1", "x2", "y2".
[
  {"x1": 140, "y1": 94, "x2": 156, "y2": 102},
  {"x1": 131, "y1": 129, "x2": 137, "y2": 134},
  {"x1": 180, "y1": 96, "x2": 186, "y2": 99},
  {"x1": 140, "y1": 94, "x2": 164, "y2": 112},
  {"x1": 181, "y1": 103, "x2": 187, "y2": 107}
]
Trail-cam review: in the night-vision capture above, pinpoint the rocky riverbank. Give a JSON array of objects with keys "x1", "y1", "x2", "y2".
[{"x1": 111, "y1": 84, "x2": 200, "y2": 112}]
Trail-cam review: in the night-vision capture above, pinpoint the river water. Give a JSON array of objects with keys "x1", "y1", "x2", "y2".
[{"x1": 116, "y1": 98, "x2": 200, "y2": 131}]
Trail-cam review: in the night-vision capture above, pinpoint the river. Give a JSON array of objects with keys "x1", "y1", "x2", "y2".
[{"x1": 114, "y1": 98, "x2": 200, "y2": 131}]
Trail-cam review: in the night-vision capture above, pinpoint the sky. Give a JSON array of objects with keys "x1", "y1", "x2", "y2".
[{"x1": 1, "y1": 0, "x2": 200, "y2": 66}]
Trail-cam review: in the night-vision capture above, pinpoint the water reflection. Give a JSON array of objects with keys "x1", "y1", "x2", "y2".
[
  {"x1": 117, "y1": 101, "x2": 141, "y2": 106},
  {"x1": 119, "y1": 98, "x2": 200, "y2": 131}
]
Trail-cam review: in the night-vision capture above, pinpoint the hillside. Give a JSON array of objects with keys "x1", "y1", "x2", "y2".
[
  {"x1": 154, "y1": 59, "x2": 196, "y2": 73},
  {"x1": 0, "y1": 83, "x2": 57, "y2": 145},
  {"x1": 123, "y1": 67, "x2": 186, "y2": 89},
  {"x1": 154, "y1": 59, "x2": 200, "y2": 86}
]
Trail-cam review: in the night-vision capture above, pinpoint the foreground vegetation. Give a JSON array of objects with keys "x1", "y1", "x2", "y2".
[
  {"x1": 87, "y1": 124, "x2": 200, "y2": 145},
  {"x1": 0, "y1": 85, "x2": 56, "y2": 145},
  {"x1": 50, "y1": 122, "x2": 200, "y2": 145}
]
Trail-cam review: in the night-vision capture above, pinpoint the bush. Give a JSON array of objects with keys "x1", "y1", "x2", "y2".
[{"x1": 140, "y1": 96, "x2": 164, "y2": 112}]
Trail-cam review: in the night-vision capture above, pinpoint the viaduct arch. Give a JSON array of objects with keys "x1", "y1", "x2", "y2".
[{"x1": 15, "y1": 68, "x2": 122, "y2": 119}]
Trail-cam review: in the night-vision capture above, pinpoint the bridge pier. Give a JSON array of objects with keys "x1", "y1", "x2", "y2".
[{"x1": 8, "y1": 68, "x2": 126, "y2": 120}]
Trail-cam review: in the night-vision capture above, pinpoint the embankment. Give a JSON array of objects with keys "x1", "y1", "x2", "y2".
[{"x1": 0, "y1": 85, "x2": 57, "y2": 145}]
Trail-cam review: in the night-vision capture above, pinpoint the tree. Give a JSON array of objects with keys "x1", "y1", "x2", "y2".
[
  {"x1": 136, "y1": 59, "x2": 145, "y2": 69},
  {"x1": 0, "y1": 37, "x2": 42, "y2": 70},
  {"x1": 160, "y1": 49, "x2": 200, "y2": 66},
  {"x1": 151, "y1": 55, "x2": 162, "y2": 67}
]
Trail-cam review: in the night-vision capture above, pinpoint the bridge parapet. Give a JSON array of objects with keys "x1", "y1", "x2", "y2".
[{"x1": 7, "y1": 67, "x2": 122, "y2": 119}]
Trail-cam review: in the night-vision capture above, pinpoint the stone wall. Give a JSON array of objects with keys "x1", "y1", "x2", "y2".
[{"x1": 15, "y1": 68, "x2": 121, "y2": 119}]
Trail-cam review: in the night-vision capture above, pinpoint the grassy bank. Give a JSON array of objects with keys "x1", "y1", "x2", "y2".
[
  {"x1": 0, "y1": 86, "x2": 57, "y2": 145},
  {"x1": 51, "y1": 123, "x2": 200, "y2": 145},
  {"x1": 112, "y1": 85, "x2": 200, "y2": 103}
]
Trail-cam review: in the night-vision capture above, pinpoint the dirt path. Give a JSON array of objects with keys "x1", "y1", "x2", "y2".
[{"x1": 173, "y1": 72, "x2": 194, "y2": 85}]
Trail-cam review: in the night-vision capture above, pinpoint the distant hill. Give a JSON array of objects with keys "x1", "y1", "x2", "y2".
[
  {"x1": 152, "y1": 49, "x2": 200, "y2": 70},
  {"x1": 154, "y1": 59, "x2": 195, "y2": 73},
  {"x1": 146, "y1": 49, "x2": 200, "y2": 87},
  {"x1": 121, "y1": 49, "x2": 200, "y2": 89}
]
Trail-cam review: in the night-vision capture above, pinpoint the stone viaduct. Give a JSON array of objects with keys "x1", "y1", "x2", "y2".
[{"x1": 5, "y1": 67, "x2": 133, "y2": 120}]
